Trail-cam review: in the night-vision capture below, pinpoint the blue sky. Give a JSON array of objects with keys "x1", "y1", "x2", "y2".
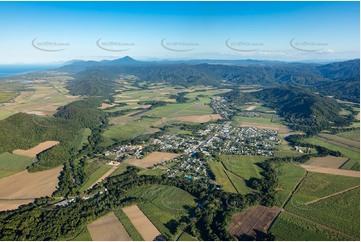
[{"x1": 0, "y1": 1, "x2": 359, "y2": 64}]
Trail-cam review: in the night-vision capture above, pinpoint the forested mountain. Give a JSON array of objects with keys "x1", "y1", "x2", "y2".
[
  {"x1": 62, "y1": 57, "x2": 359, "y2": 100},
  {"x1": 222, "y1": 87, "x2": 353, "y2": 134},
  {"x1": 251, "y1": 87, "x2": 353, "y2": 134},
  {"x1": 312, "y1": 78, "x2": 360, "y2": 103}
]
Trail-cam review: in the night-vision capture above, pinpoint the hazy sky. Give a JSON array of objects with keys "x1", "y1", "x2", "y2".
[{"x1": 0, "y1": 1, "x2": 359, "y2": 64}]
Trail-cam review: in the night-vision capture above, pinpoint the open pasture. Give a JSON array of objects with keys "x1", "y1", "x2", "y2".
[
  {"x1": 220, "y1": 155, "x2": 264, "y2": 180},
  {"x1": 209, "y1": 161, "x2": 237, "y2": 193},
  {"x1": 13, "y1": 141, "x2": 59, "y2": 158},
  {"x1": 126, "y1": 185, "x2": 196, "y2": 215},
  {"x1": 125, "y1": 152, "x2": 182, "y2": 168},
  {"x1": 87, "y1": 212, "x2": 131, "y2": 241}
]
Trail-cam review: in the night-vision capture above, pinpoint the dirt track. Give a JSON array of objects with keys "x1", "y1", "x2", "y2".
[
  {"x1": 301, "y1": 165, "x2": 360, "y2": 177},
  {"x1": 87, "y1": 212, "x2": 132, "y2": 241},
  {"x1": 122, "y1": 205, "x2": 161, "y2": 241}
]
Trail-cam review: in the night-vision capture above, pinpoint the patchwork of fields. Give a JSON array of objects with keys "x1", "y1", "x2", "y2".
[{"x1": 0, "y1": 79, "x2": 79, "y2": 120}]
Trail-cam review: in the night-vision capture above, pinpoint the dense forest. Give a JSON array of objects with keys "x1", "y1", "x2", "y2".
[{"x1": 63, "y1": 57, "x2": 360, "y2": 99}]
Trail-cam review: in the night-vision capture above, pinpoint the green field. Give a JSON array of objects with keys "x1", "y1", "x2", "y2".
[
  {"x1": 79, "y1": 165, "x2": 112, "y2": 192},
  {"x1": 74, "y1": 128, "x2": 91, "y2": 151},
  {"x1": 232, "y1": 112, "x2": 284, "y2": 126},
  {"x1": 287, "y1": 172, "x2": 360, "y2": 204},
  {"x1": 225, "y1": 170, "x2": 254, "y2": 194},
  {"x1": 102, "y1": 117, "x2": 160, "y2": 146},
  {"x1": 178, "y1": 232, "x2": 198, "y2": 241},
  {"x1": 109, "y1": 163, "x2": 131, "y2": 177},
  {"x1": 303, "y1": 137, "x2": 360, "y2": 170},
  {"x1": 147, "y1": 102, "x2": 214, "y2": 118},
  {"x1": 276, "y1": 162, "x2": 306, "y2": 207},
  {"x1": 72, "y1": 228, "x2": 92, "y2": 241},
  {"x1": 219, "y1": 155, "x2": 264, "y2": 180},
  {"x1": 270, "y1": 211, "x2": 349, "y2": 241},
  {"x1": 0, "y1": 91, "x2": 17, "y2": 103},
  {"x1": 336, "y1": 130, "x2": 360, "y2": 141},
  {"x1": 209, "y1": 161, "x2": 237, "y2": 193},
  {"x1": 126, "y1": 185, "x2": 196, "y2": 240},
  {"x1": 289, "y1": 189, "x2": 360, "y2": 239},
  {"x1": 283, "y1": 172, "x2": 360, "y2": 239},
  {"x1": 0, "y1": 152, "x2": 35, "y2": 178},
  {"x1": 114, "y1": 208, "x2": 144, "y2": 241}
]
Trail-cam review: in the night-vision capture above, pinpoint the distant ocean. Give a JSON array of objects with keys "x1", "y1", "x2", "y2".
[{"x1": 0, "y1": 65, "x2": 59, "y2": 77}]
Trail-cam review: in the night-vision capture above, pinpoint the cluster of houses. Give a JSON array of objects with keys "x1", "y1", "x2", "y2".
[{"x1": 211, "y1": 96, "x2": 234, "y2": 119}]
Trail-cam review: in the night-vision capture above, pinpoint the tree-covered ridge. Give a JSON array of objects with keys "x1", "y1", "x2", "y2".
[
  {"x1": 64, "y1": 57, "x2": 360, "y2": 98},
  {"x1": 66, "y1": 68, "x2": 117, "y2": 96},
  {"x1": 0, "y1": 98, "x2": 107, "y2": 171},
  {"x1": 312, "y1": 78, "x2": 360, "y2": 103},
  {"x1": 222, "y1": 87, "x2": 353, "y2": 135}
]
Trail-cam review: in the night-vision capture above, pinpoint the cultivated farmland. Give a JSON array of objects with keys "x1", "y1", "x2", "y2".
[
  {"x1": 87, "y1": 212, "x2": 132, "y2": 241},
  {"x1": 125, "y1": 152, "x2": 182, "y2": 168},
  {"x1": 306, "y1": 155, "x2": 349, "y2": 169},
  {"x1": 228, "y1": 205, "x2": 282, "y2": 240},
  {"x1": 126, "y1": 185, "x2": 196, "y2": 239},
  {"x1": 13, "y1": 141, "x2": 60, "y2": 158},
  {"x1": 300, "y1": 165, "x2": 360, "y2": 177},
  {"x1": 122, "y1": 205, "x2": 161, "y2": 241},
  {"x1": 172, "y1": 114, "x2": 222, "y2": 123},
  {"x1": 270, "y1": 211, "x2": 349, "y2": 241},
  {"x1": 0, "y1": 166, "x2": 62, "y2": 211}
]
